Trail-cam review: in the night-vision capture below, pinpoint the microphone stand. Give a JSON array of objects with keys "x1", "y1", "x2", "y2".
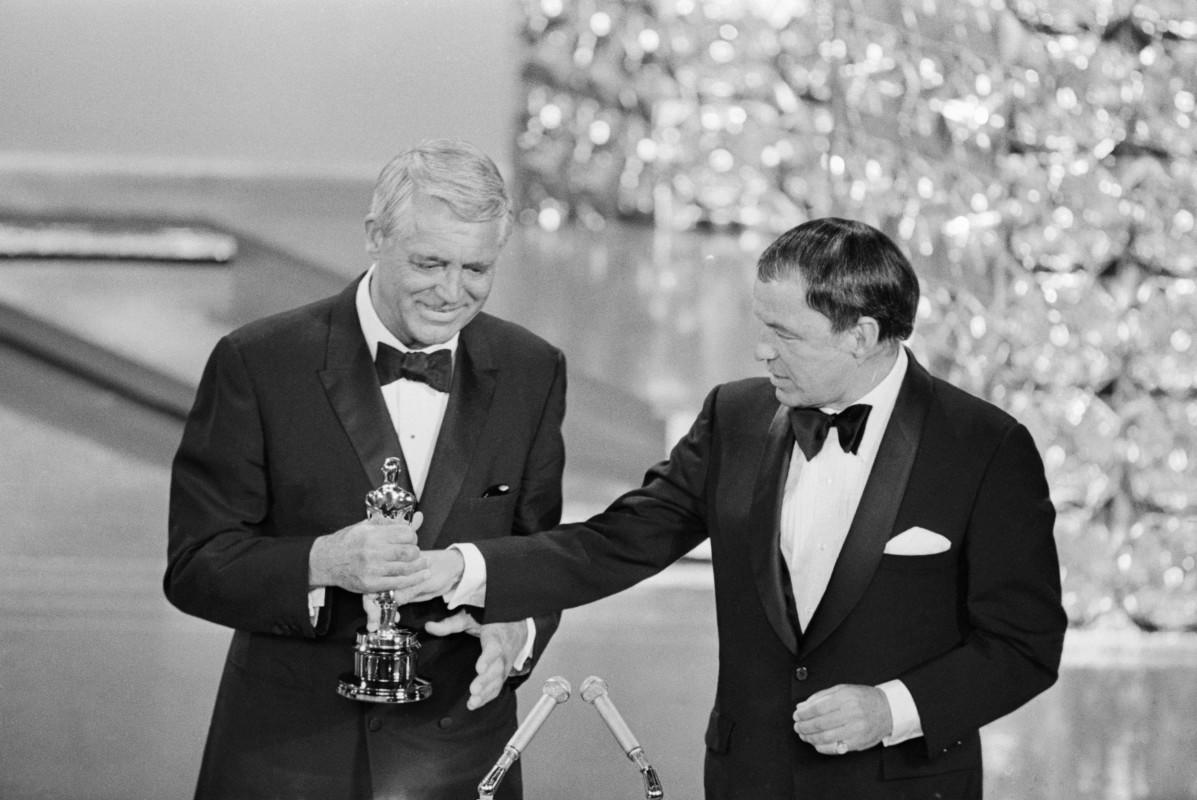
[
  {"x1": 476, "y1": 676, "x2": 571, "y2": 800},
  {"x1": 581, "y1": 676, "x2": 664, "y2": 800},
  {"x1": 629, "y1": 751, "x2": 664, "y2": 800},
  {"x1": 475, "y1": 749, "x2": 518, "y2": 800}
]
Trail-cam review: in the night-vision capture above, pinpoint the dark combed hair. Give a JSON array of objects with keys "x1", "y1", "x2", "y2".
[{"x1": 756, "y1": 217, "x2": 920, "y2": 342}]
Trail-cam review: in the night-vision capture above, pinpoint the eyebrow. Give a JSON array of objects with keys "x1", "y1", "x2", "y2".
[
  {"x1": 761, "y1": 316, "x2": 809, "y2": 339},
  {"x1": 409, "y1": 253, "x2": 493, "y2": 271},
  {"x1": 409, "y1": 253, "x2": 447, "y2": 265}
]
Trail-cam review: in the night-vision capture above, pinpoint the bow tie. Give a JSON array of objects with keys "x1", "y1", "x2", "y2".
[
  {"x1": 374, "y1": 343, "x2": 452, "y2": 392},
  {"x1": 788, "y1": 404, "x2": 872, "y2": 461}
]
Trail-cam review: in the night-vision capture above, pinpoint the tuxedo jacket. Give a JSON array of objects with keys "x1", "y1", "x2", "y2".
[
  {"x1": 477, "y1": 353, "x2": 1066, "y2": 800},
  {"x1": 166, "y1": 278, "x2": 567, "y2": 800}
]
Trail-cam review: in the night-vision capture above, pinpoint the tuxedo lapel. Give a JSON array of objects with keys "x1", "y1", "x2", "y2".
[
  {"x1": 747, "y1": 404, "x2": 799, "y2": 655},
  {"x1": 799, "y1": 351, "x2": 932, "y2": 657},
  {"x1": 417, "y1": 321, "x2": 497, "y2": 549},
  {"x1": 318, "y1": 279, "x2": 409, "y2": 494}
]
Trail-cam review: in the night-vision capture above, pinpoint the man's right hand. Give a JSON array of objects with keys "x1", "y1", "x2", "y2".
[
  {"x1": 309, "y1": 511, "x2": 428, "y2": 594},
  {"x1": 403, "y1": 548, "x2": 467, "y2": 604},
  {"x1": 362, "y1": 547, "x2": 468, "y2": 631}
]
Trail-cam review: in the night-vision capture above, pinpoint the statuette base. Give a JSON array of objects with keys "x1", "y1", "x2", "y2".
[
  {"x1": 336, "y1": 627, "x2": 432, "y2": 704},
  {"x1": 336, "y1": 675, "x2": 433, "y2": 704}
]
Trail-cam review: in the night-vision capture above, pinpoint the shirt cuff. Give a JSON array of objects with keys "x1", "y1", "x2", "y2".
[
  {"x1": 446, "y1": 543, "x2": 487, "y2": 608},
  {"x1": 510, "y1": 618, "x2": 537, "y2": 676},
  {"x1": 878, "y1": 680, "x2": 923, "y2": 746},
  {"x1": 308, "y1": 586, "x2": 326, "y2": 627}
]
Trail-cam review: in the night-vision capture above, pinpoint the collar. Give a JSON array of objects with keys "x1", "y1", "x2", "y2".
[
  {"x1": 831, "y1": 345, "x2": 908, "y2": 418},
  {"x1": 355, "y1": 265, "x2": 459, "y2": 360},
  {"x1": 809, "y1": 346, "x2": 907, "y2": 463}
]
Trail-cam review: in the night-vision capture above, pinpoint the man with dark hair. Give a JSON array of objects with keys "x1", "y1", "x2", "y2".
[
  {"x1": 408, "y1": 217, "x2": 1066, "y2": 798},
  {"x1": 165, "y1": 139, "x2": 566, "y2": 800}
]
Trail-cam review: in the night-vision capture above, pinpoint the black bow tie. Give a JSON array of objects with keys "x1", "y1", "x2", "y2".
[
  {"x1": 788, "y1": 404, "x2": 872, "y2": 460},
  {"x1": 374, "y1": 343, "x2": 452, "y2": 392}
]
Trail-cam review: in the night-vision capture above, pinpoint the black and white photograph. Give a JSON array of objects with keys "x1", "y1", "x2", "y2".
[{"x1": 2, "y1": 1, "x2": 1195, "y2": 798}]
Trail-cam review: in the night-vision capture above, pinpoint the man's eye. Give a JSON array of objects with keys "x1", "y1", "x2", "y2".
[{"x1": 465, "y1": 264, "x2": 490, "y2": 275}]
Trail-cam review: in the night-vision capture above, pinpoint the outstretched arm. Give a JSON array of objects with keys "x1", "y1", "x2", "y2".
[{"x1": 413, "y1": 385, "x2": 727, "y2": 622}]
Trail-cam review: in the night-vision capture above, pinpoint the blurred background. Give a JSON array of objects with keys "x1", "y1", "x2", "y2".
[{"x1": 1, "y1": 0, "x2": 1196, "y2": 798}]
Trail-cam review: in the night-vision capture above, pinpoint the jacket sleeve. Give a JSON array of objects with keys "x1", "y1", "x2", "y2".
[
  {"x1": 477, "y1": 384, "x2": 717, "y2": 624},
  {"x1": 901, "y1": 422, "x2": 1067, "y2": 757},
  {"x1": 163, "y1": 335, "x2": 319, "y2": 637}
]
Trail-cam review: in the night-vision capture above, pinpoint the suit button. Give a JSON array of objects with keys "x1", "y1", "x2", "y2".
[
  {"x1": 438, "y1": 717, "x2": 453, "y2": 730},
  {"x1": 368, "y1": 718, "x2": 382, "y2": 732},
  {"x1": 795, "y1": 666, "x2": 809, "y2": 681}
]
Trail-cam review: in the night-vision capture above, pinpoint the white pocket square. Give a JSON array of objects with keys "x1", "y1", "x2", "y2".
[{"x1": 884, "y1": 527, "x2": 951, "y2": 555}]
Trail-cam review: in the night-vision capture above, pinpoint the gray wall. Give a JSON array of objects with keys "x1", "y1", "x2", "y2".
[{"x1": 0, "y1": 0, "x2": 520, "y2": 177}]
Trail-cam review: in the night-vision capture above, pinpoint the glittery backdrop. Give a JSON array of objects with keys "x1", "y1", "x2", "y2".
[{"x1": 515, "y1": 0, "x2": 1197, "y2": 631}]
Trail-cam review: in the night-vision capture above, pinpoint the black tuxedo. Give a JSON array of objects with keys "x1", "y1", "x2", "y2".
[
  {"x1": 476, "y1": 353, "x2": 1065, "y2": 799},
  {"x1": 166, "y1": 278, "x2": 567, "y2": 799}
]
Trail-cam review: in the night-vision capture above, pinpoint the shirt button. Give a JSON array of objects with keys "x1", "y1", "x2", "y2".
[
  {"x1": 795, "y1": 666, "x2": 809, "y2": 681},
  {"x1": 438, "y1": 717, "x2": 453, "y2": 730},
  {"x1": 368, "y1": 718, "x2": 382, "y2": 732}
]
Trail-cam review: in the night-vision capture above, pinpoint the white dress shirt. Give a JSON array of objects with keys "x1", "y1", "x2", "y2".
[
  {"x1": 781, "y1": 350, "x2": 907, "y2": 629},
  {"x1": 355, "y1": 268, "x2": 455, "y2": 500},
  {"x1": 779, "y1": 347, "x2": 921, "y2": 745}
]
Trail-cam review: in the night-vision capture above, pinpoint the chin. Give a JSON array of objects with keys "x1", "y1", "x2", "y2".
[
  {"x1": 420, "y1": 310, "x2": 479, "y2": 339},
  {"x1": 413, "y1": 320, "x2": 463, "y2": 343},
  {"x1": 773, "y1": 387, "x2": 800, "y2": 408}
]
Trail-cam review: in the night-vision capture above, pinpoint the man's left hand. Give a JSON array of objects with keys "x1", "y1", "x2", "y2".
[
  {"x1": 793, "y1": 684, "x2": 892, "y2": 755},
  {"x1": 424, "y1": 610, "x2": 528, "y2": 711},
  {"x1": 362, "y1": 548, "x2": 465, "y2": 632}
]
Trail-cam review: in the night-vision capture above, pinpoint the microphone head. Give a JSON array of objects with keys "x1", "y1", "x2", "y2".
[
  {"x1": 579, "y1": 675, "x2": 608, "y2": 704},
  {"x1": 542, "y1": 675, "x2": 571, "y2": 703}
]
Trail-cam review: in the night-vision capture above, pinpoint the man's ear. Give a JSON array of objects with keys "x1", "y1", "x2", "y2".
[
  {"x1": 364, "y1": 216, "x2": 384, "y2": 257},
  {"x1": 850, "y1": 316, "x2": 881, "y2": 356}
]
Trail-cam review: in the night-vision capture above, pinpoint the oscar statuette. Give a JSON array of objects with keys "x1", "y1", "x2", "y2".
[{"x1": 336, "y1": 457, "x2": 433, "y2": 703}]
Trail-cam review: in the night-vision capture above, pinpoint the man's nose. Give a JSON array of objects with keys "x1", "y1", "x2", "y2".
[
  {"x1": 436, "y1": 266, "x2": 464, "y2": 303},
  {"x1": 754, "y1": 336, "x2": 776, "y2": 362}
]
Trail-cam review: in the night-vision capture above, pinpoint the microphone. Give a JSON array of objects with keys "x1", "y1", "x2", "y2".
[
  {"x1": 581, "y1": 676, "x2": 664, "y2": 799},
  {"x1": 476, "y1": 676, "x2": 571, "y2": 800}
]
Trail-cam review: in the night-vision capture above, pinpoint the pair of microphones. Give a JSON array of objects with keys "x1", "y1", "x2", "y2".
[{"x1": 476, "y1": 675, "x2": 664, "y2": 800}]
